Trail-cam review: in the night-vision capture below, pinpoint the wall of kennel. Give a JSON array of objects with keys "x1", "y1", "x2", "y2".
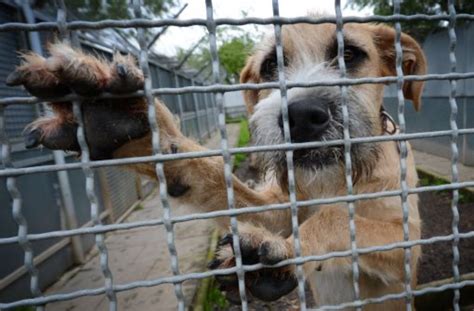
[{"x1": 384, "y1": 20, "x2": 474, "y2": 166}]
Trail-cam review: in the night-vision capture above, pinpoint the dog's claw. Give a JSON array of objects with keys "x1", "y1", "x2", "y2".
[
  {"x1": 116, "y1": 64, "x2": 127, "y2": 78},
  {"x1": 218, "y1": 233, "x2": 233, "y2": 246},
  {"x1": 207, "y1": 259, "x2": 221, "y2": 269},
  {"x1": 24, "y1": 129, "x2": 42, "y2": 149},
  {"x1": 170, "y1": 143, "x2": 178, "y2": 154},
  {"x1": 6, "y1": 71, "x2": 23, "y2": 86}
]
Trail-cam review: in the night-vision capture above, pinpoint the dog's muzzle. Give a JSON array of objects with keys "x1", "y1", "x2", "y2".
[{"x1": 278, "y1": 97, "x2": 331, "y2": 143}]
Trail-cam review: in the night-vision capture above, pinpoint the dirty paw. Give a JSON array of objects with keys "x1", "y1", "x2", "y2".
[
  {"x1": 208, "y1": 225, "x2": 297, "y2": 302},
  {"x1": 8, "y1": 42, "x2": 150, "y2": 159}
]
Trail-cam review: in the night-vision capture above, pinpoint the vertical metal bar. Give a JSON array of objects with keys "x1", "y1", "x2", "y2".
[
  {"x1": 334, "y1": 1, "x2": 361, "y2": 308},
  {"x1": 55, "y1": 1, "x2": 118, "y2": 310},
  {"x1": 205, "y1": 0, "x2": 248, "y2": 309},
  {"x1": 174, "y1": 72, "x2": 187, "y2": 135},
  {"x1": 214, "y1": 93, "x2": 218, "y2": 131},
  {"x1": 204, "y1": 92, "x2": 213, "y2": 134},
  {"x1": 393, "y1": 1, "x2": 413, "y2": 309},
  {"x1": 271, "y1": 1, "x2": 307, "y2": 309},
  {"x1": 202, "y1": 86, "x2": 212, "y2": 138},
  {"x1": 73, "y1": 103, "x2": 118, "y2": 311},
  {"x1": 191, "y1": 79, "x2": 204, "y2": 142},
  {"x1": 132, "y1": 1, "x2": 186, "y2": 310},
  {"x1": 208, "y1": 92, "x2": 217, "y2": 132},
  {"x1": 447, "y1": 1, "x2": 461, "y2": 310},
  {"x1": 23, "y1": 0, "x2": 84, "y2": 265},
  {"x1": 0, "y1": 108, "x2": 44, "y2": 311}
]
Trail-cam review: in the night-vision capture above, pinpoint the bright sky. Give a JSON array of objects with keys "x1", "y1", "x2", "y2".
[{"x1": 153, "y1": 0, "x2": 373, "y2": 56}]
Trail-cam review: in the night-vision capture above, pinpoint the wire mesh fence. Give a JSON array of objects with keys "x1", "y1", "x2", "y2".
[{"x1": 0, "y1": 0, "x2": 474, "y2": 310}]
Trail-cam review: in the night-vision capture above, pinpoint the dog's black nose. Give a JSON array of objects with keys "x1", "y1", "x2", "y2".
[{"x1": 279, "y1": 98, "x2": 330, "y2": 143}]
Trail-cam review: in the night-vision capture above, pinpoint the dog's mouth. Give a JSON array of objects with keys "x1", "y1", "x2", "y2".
[{"x1": 292, "y1": 145, "x2": 342, "y2": 168}]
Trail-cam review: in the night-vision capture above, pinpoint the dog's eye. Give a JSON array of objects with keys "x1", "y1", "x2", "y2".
[
  {"x1": 260, "y1": 51, "x2": 289, "y2": 81},
  {"x1": 342, "y1": 45, "x2": 366, "y2": 67},
  {"x1": 327, "y1": 40, "x2": 368, "y2": 71},
  {"x1": 261, "y1": 57, "x2": 277, "y2": 81},
  {"x1": 344, "y1": 48, "x2": 355, "y2": 63}
]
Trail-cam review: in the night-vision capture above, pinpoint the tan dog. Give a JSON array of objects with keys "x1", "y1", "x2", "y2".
[{"x1": 7, "y1": 20, "x2": 426, "y2": 310}]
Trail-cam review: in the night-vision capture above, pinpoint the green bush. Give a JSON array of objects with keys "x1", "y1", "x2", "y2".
[
  {"x1": 417, "y1": 170, "x2": 474, "y2": 204},
  {"x1": 234, "y1": 119, "x2": 250, "y2": 169},
  {"x1": 203, "y1": 280, "x2": 229, "y2": 310}
]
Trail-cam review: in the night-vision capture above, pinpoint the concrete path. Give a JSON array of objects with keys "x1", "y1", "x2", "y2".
[
  {"x1": 45, "y1": 124, "x2": 241, "y2": 311},
  {"x1": 413, "y1": 150, "x2": 474, "y2": 191}
]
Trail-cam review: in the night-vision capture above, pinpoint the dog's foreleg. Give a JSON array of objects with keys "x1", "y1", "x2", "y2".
[
  {"x1": 113, "y1": 100, "x2": 291, "y2": 231},
  {"x1": 284, "y1": 204, "x2": 420, "y2": 302}
]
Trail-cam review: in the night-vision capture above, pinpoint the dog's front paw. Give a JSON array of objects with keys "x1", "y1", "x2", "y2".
[
  {"x1": 7, "y1": 43, "x2": 150, "y2": 160},
  {"x1": 209, "y1": 224, "x2": 298, "y2": 303}
]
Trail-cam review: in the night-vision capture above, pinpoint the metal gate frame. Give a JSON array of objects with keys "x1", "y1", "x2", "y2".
[{"x1": 1, "y1": 0, "x2": 474, "y2": 310}]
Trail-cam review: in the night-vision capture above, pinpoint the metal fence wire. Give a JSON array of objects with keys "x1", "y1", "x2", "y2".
[{"x1": 1, "y1": 0, "x2": 474, "y2": 310}]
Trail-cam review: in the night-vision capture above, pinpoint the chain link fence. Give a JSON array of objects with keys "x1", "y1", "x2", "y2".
[{"x1": 0, "y1": 0, "x2": 474, "y2": 310}]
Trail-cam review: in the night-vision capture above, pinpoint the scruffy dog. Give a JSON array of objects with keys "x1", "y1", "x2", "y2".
[{"x1": 7, "y1": 21, "x2": 426, "y2": 310}]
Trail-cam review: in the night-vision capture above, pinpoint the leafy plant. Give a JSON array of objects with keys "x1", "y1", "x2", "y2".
[
  {"x1": 177, "y1": 24, "x2": 258, "y2": 83},
  {"x1": 347, "y1": 0, "x2": 474, "y2": 41},
  {"x1": 203, "y1": 280, "x2": 229, "y2": 311},
  {"x1": 417, "y1": 170, "x2": 474, "y2": 204},
  {"x1": 233, "y1": 119, "x2": 250, "y2": 169}
]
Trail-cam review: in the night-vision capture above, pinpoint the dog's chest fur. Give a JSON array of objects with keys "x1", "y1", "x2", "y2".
[{"x1": 308, "y1": 269, "x2": 356, "y2": 308}]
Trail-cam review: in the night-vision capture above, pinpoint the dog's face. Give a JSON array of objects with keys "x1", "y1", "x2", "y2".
[{"x1": 241, "y1": 22, "x2": 427, "y2": 190}]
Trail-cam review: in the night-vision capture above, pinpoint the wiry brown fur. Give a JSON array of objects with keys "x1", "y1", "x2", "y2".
[{"x1": 12, "y1": 21, "x2": 427, "y2": 309}]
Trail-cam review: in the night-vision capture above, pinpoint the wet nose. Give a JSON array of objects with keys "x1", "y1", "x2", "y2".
[{"x1": 279, "y1": 98, "x2": 330, "y2": 143}]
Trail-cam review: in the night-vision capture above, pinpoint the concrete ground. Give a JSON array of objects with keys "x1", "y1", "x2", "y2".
[{"x1": 45, "y1": 124, "x2": 241, "y2": 311}]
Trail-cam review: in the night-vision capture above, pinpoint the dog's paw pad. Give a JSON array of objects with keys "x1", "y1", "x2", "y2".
[
  {"x1": 249, "y1": 269, "x2": 298, "y2": 301},
  {"x1": 209, "y1": 228, "x2": 297, "y2": 302}
]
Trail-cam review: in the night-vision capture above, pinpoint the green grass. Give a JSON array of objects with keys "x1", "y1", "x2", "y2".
[
  {"x1": 417, "y1": 169, "x2": 474, "y2": 204},
  {"x1": 203, "y1": 280, "x2": 229, "y2": 311},
  {"x1": 225, "y1": 116, "x2": 245, "y2": 124},
  {"x1": 134, "y1": 203, "x2": 144, "y2": 211},
  {"x1": 233, "y1": 118, "x2": 250, "y2": 169}
]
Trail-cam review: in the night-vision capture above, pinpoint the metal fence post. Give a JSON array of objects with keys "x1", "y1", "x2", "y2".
[
  {"x1": 202, "y1": 85, "x2": 213, "y2": 138},
  {"x1": 173, "y1": 72, "x2": 187, "y2": 135},
  {"x1": 21, "y1": 0, "x2": 85, "y2": 265},
  {"x1": 191, "y1": 79, "x2": 204, "y2": 142}
]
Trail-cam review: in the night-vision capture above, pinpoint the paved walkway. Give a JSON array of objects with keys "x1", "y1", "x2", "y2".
[
  {"x1": 45, "y1": 124, "x2": 241, "y2": 311},
  {"x1": 413, "y1": 150, "x2": 474, "y2": 191}
]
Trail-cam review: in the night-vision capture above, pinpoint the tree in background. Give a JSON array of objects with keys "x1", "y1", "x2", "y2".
[
  {"x1": 178, "y1": 26, "x2": 257, "y2": 84},
  {"x1": 348, "y1": 0, "x2": 473, "y2": 41},
  {"x1": 218, "y1": 34, "x2": 254, "y2": 83}
]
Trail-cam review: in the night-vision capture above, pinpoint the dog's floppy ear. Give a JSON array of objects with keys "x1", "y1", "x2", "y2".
[
  {"x1": 240, "y1": 55, "x2": 260, "y2": 114},
  {"x1": 373, "y1": 25, "x2": 427, "y2": 111}
]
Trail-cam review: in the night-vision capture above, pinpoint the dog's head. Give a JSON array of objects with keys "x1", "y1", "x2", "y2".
[{"x1": 241, "y1": 21, "x2": 427, "y2": 190}]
